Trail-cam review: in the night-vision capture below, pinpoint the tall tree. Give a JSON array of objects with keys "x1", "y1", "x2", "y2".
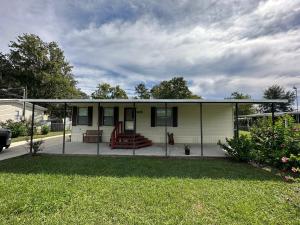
[
  {"x1": 135, "y1": 83, "x2": 150, "y2": 99},
  {"x1": 91, "y1": 83, "x2": 112, "y2": 99},
  {"x1": 91, "y1": 83, "x2": 128, "y2": 99},
  {"x1": 111, "y1": 85, "x2": 128, "y2": 99},
  {"x1": 261, "y1": 85, "x2": 295, "y2": 112},
  {"x1": 228, "y1": 91, "x2": 255, "y2": 115},
  {"x1": 7, "y1": 34, "x2": 83, "y2": 99},
  {"x1": 0, "y1": 53, "x2": 21, "y2": 97},
  {"x1": 150, "y1": 77, "x2": 201, "y2": 99}
]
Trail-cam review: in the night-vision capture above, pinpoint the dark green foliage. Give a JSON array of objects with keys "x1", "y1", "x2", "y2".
[
  {"x1": 218, "y1": 135, "x2": 253, "y2": 162},
  {"x1": 219, "y1": 115, "x2": 300, "y2": 170},
  {"x1": 0, "y1": 53, "x2": 19, "y2": 90},
  {"x1": 260, "y1": 85, "x2": 296, "y2": 112},
  {"x1": 251, "y1": 115, "x2": 300, "y2": 166},
  {"x1": 281, "y1": 154, "x2": 300, "y2": 174},
  {"x1": 150, "y1": 77, "x2": 201, "y2": 99},
  {"x1": 134, "y1": 83, "x2": 150, "y2": 99},
  {"x1": 91, "y1": 83, "x2": 128, "y2": 99},
  {"x1": 0, "y1": 120, "x2": 28, "y2": 138},
  {"x1": 41, "y1": 125, "x2": 49, "y2": 135},
  {"x1": 0, "y1": 34, "x2": 85, "y2": 101}
]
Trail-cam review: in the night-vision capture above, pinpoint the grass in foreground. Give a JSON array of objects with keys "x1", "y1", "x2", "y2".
[
  {"x1": 12, "y1": 131, "x2": 70, "y2": 142},
  {"x1": 0, "y1": 155, "x2": 299, "y2": 224}
]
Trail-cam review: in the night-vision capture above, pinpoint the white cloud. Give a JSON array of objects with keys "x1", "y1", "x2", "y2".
[{"x1": 0, "y1": 0, "x2": 299, "y2": 99}]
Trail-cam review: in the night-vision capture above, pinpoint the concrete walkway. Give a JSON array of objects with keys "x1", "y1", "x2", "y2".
[
  {"x1": 0, "y1": 135, "x2": 63, "y2": 161},
  {"x1": 0, "y1": 135, "x2": 227, "y2": 161},
  {"x1": 42, "y1": 142, "x2": 227, "y2": 157}
]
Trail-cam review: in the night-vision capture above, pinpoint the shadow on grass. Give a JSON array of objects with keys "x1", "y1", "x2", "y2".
[{"x1": 0, "y1": 154, "x2": 281, "y2": 181}]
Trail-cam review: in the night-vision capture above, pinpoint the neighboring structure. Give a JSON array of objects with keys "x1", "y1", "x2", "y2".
[
  {"x1": 239, "y1": 111, "x2": 300, "y2": 131},
  {"x1": 0, "y1": 99, "x2": 47, "y2": 122}
]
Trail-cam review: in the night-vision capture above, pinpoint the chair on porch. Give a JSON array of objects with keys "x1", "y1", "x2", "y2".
[{"x1": 83, "y1": 130, "x2": 103, "y2": 143}]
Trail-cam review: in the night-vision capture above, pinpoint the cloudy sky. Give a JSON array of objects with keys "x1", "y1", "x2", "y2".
[{"x1": 1, "y1": 0, "x2": 300, "y2": 99}]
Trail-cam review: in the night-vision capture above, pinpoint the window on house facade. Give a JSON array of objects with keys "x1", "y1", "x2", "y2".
[
  {"x1": 103, "y1": 108, "x2": 114, "y2": 126},
  {"x1": 78, "y1": 107, "x2": 89, "y2": 125},
  {"x1": 156, "y1": 108, "x2": 173, "y2": 126}
]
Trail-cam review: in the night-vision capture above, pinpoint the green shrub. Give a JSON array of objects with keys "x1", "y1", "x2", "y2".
[
  {"x1": 219, "y1": 115, "x2": 300, "y2": 167},
  {"x1": 41, "y1": 125, "x2": 49, "y2": 135},
  {"x1": 281, "y1": 154, "x2": 300, "y2": 170},
  {"x1": 250, "y1": 115, "x2": 300, "y2": 166},
  {"x1": 218, "y1": 135, "x2": 254, "y2": 162},
  {"x1": 27, "y1": 140, "x2": 44, "y2": 155},
  {"x1": 0, "y1": 120, "x2": 28, "y2": 138}
]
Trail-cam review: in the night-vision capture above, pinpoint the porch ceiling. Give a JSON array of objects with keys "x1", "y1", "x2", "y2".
[{"x1": 5, "y1": 98, "x2": 288, "y2": 104}]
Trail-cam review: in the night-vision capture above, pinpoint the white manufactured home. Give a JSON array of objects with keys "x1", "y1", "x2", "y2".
[
  {"x1": 15, "y1": 98, "x2": 286, "y2": 157},
  {"x1": 70, "y1": 101, "x2": 234, "y2": 145},
  {"x1": 0, "y1": 99, "x2": 47, "y2": 122}
]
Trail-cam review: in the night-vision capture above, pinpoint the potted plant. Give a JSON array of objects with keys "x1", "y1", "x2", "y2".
[{"x1": 184, "y1": 144, "x2": 190, "y2": 155}]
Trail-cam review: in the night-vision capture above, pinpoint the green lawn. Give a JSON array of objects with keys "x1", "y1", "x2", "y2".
[
  {"x1": 12, "y1": 131, "x2": 70, "y2": 142},
  {"x1": 0, "y1": 156, "x2": 299, "y2": 225}
]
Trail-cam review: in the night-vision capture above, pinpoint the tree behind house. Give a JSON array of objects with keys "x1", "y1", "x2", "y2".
[
  {"x1": 228, "y1": 91, "x2": 255, "y2": 115},
  {"x1": 7, "y1": 34, "x2": 83, "y2": 99},
  {"x1": 91, "y1": 83, "x2": 128, "y2": 99},
  {"x1": 135, "y1": 83, "x2": 150, "y2": 99},
  {"x1": 150, "y1": 77, "x2": 201, "y2": 99},
  {"x1": 260, "y1": 85, "x2": 295, "y2": 112}
]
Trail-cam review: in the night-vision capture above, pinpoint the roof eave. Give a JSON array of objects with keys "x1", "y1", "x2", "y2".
[{"x1": 3, "y1": 98, "x2": 288, "y2": 104}]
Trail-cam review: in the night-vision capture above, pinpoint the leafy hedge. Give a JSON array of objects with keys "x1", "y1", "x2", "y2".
[
  {"x1": 217, "y1": 135, "x2": 253, "y2": 162},
  {"x1": 41, "y1": 125, "x2": 50, "y2": 135},
  {"x1": 218, "y1": 115, "x2": 300, "y2": 179},
  {"x1": 0, "y1": 120, "x2": 29, "y2": 138}
]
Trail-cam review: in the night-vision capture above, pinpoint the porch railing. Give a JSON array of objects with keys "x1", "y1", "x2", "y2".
[{"x1": 110, "y1": 121, "x2": 123, "y2": 148}]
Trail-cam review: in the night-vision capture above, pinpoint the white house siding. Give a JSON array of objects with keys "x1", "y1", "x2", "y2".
[
  {"x1": 202, "y1": 104, "x2": 234, "y2": 143},
  {"x1": 71, "y1": 103, "x2": 234, "y2": 144},
  {"x1": 71, "y1": 103, "x2": 121, "y2": 142},
  {"x1": 0, "y1": 102, "x2": 45, "y2": 122}
]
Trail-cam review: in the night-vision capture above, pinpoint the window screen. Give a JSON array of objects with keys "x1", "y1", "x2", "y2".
[
  {"x1": 78, "y1": 107, "x2": 88, "y2": 125},
  {"x1": 103, "y1": 108, "x2": 114, "y2": 126},
  {"x1": 156, "y1": 108, "x2": 173, "y2": 126}
]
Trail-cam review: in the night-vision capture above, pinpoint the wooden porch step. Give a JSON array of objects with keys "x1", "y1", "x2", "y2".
[
  {"x1": 111, "y1": 131, "x2": 153, "y2": 149},
  {"x1": 117, "y1": 136, "x2": 146, "y2": 142},
  {"x1": 115, "y1": 139, "x2": 152, "y2": 145},
  {"x1": 112, "y1": 141, "x2": 152, "y2": 149},
  {"x1": 118, "y1": 133, "x2": 142, "y2": 138}
]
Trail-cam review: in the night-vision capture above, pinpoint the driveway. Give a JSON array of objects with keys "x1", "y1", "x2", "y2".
[{"x1": 0, "y1": 136, "x2": 63, "y2": 161}]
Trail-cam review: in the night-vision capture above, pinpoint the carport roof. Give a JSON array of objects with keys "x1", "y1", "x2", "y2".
[{"x1": 3, "y1": 98, "x2": 288, "y2": 104}]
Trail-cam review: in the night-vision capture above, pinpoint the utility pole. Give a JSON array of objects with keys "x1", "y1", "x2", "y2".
[
  {"x1": 293, "y1": 86, "x2": 299, "y2": 123},
  {"x1": 22, "y1": 86, "x2": 27, "y2": 120}
]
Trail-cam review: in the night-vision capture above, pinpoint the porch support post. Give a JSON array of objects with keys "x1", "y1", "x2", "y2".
[
  {"x1": 271, "y1": 103, "x2": 275, "y2": 126},
  {"x1": 200, "y1": 103, "x2": 203, "y2": 157},
  {"x1": 165, "y1": 102, "x2": 168, "y2": 157},
  {"x1": 235, "y1": 103, "x2": 239, "y2": 138},
  {"x1": 30, "y1": 103, "x2": 35, "y2": 155},
  {"x1": 62, "y1": 102, "x2": 67, "y2": 154},
  {"x1": 133, "y1": 102, "x2": 136, "y2": 156},
  {"x1": 97, "y1": 102, "x2": 100, "y2": 155},
  {"x1": 271, "y1": 102, "x2": 275, "y2": 148}
]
